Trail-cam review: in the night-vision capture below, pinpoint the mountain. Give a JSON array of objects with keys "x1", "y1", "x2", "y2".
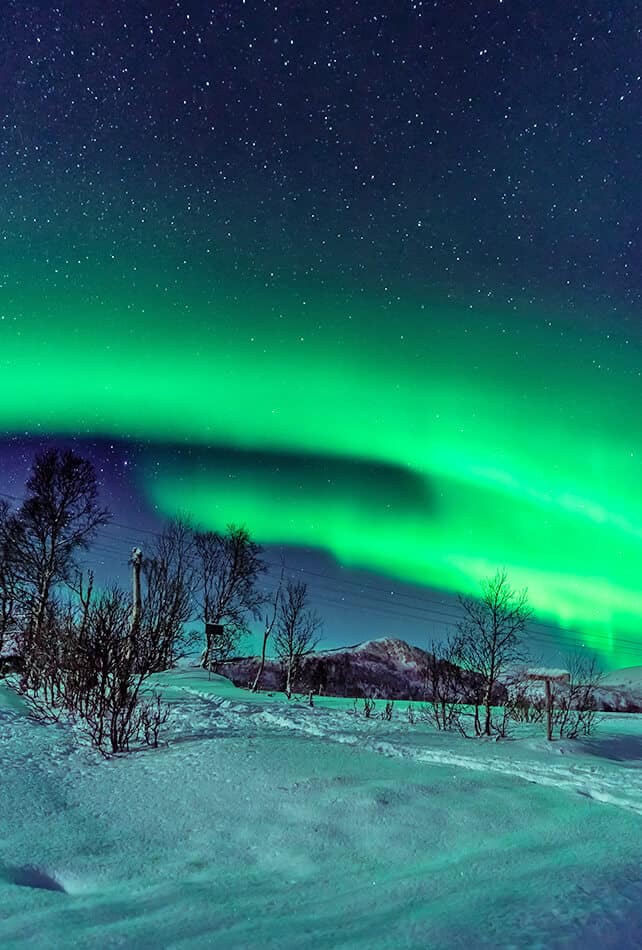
[
  {"x1": 501, "y1": 665, "x2": 642, "y2": 714},
  {"x1": 597, "y1": 667, "x2": 642, "y2": 712},
  {"x1": 220, "y1": 637, "x2": 433, "y2": 700},
  {"x1": 602, "y1": 666, "x2": 642, "y2": 688},
  {"x1": 220, "y1": 642, "x2": 642, "y2": 710}
]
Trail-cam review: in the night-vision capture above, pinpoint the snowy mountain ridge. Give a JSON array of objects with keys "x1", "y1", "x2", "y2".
[
  {"x1": 220, "y1": 636, "x2": 642, "y2": 710},
  {"x1": 602, "y1": 666, "x2": 642, "y2": 687},
  {"x1": 222, "y1": 636, "x2": 432, "y2": 699}
]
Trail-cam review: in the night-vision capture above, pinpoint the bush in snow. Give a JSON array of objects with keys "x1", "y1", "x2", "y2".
[
  {"x1": 362, "y1": 697, "x2": 376, "y2": 718},
  {"x1": 552, "y1": 653, "x2": 603, "y2": 739},
  {"x1": 14, "y1": 578, "x2": 172, "y2": 755},
  {"x1": 505, "y1": 689, "x2": 546, "y2": 724},
  {"x1": 70, "y1": 585, "x2": 170, "y2": 754},
  {"x1": 454, "y1": 569, "x2": 532, "y2": 737},
  {"x1": 423, "y1": 636, "x2": 464, "y2": 731}
]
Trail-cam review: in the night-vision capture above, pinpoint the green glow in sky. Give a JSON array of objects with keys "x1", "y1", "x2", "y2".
[{"x1": 3, "y1": 282, "x2": 642, "y2": 666}]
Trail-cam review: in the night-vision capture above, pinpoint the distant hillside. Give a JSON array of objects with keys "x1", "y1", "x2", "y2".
[
  {"x1": 501, "y1": 664, "x2": 642, "y2": 714},
  {"x1": 597, "y1": 667, "x2": 642, "y2": 712},
  {"x1": 221, "y1": 642, "x2": 642, "y2": 709},
  {"x1": 602, "y1": 666, "x2": 642, "y2": 688},
  {"x1": 220, "y1": 637, "x2": 433, "y2": 700}
]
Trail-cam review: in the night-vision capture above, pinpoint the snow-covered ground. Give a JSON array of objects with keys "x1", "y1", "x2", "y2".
[{"x1": 2, "y1": 669, "x2": 642, "y2": 949}]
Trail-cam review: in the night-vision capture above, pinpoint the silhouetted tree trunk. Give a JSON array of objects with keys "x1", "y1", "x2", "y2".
[{"x1": 251, "y1": 564, "x2": 284, "y2": 692}]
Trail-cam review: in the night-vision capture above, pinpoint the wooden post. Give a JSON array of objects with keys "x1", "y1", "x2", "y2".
[
  {"x1": 545, "y1": 677, "x2": 552, "y2": 741},
  {"x1": 525, "y1": 668, "x2": 570, "y2": 742}
]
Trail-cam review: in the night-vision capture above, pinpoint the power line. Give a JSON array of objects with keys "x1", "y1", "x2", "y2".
[
  {"x1": 83, "y1": 536, "x2": 642, "y2": 658},
  {"x1": 8, "y1": 500, "x2": 641, "y2": 652},
  {"x1": 96, "y1": 518, "x2": 631, "y2": 642},
  {"x1": 93, "y1": 525, "x2": 642, "y2": 654},
  {"x1": 3, "y1": 489, "x2": 642, "y2": 659}
]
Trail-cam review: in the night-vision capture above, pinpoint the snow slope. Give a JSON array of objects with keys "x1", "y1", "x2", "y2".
[
  {"x1": 2, "y1": 670, "x2": 642, "y2": 949},
  {"x1": 593, "y1": 667, "x2": 642, "y2": 713},
  {"x1": 603, "y1": 667, "x2": 642, "y2": 688}
]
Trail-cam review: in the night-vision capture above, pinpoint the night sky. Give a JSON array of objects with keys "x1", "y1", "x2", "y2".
[{"x1": 1, "y1": 1, "x2": 642, "y2": 667}]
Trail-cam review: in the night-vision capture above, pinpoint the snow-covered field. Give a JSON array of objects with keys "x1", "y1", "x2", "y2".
[{"x1": 2, "y1": 669, "x2": 642, "y2": 949}]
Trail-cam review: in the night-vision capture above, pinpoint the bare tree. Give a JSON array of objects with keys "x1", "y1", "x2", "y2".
[
  {"x1": 251, "y1": 564, "x2": 284, "y2": 692},
  {"x1": 15, "y1": 599, "x2": 65, "y2": 712},
  {"x1": 455, "y1": 569, "x2": 532, "y2": 736},
  {"x1": 194, "y1": 525, "x2": 266, "y2": 669},
  {"x1": 57, "y1": 570, "x2": 95, "y2": 715},
  {"x1": 503, "y1": 666, "x2": 546, "y2": 729},
  {"x1": 274, "y1": 580, "x2": 322, "y2": 699},
  {"x1": 0, "y1": 500, "x2": 22, "y2": 666},
  {"x1": 553, "y1": 652, "x2": 604, "y2": 739},
  {"x1": 59, "y1": 585, "x2": 169, "y2": 754},
  {"x1": 7, "y1": 449, "x2": 110, "y2": 680},
  {"x1": 423, "y1": 637, "x2": 463, "y2": 730},
  {"x1": 74, "y1": 586, "x2": 164, "y2": 753},
  {"x1": 14, "y1": 571, "x2": 94, "y2": 720},
  {"x1": 140, "y1": 520, "x2": 197, "y2": 670}
]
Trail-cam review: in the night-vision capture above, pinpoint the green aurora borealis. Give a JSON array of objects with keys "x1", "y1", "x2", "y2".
[
  {"x1": 3, "y1": 1, "x2": 642, "y2": 668},
  {"x1": 3, "y1": 281, "x2": 642, "y2": 667}
]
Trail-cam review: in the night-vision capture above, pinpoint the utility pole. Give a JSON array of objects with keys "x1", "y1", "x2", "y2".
[{"x1": 129, "y1": 547, "x2": 143, "y2": 658}]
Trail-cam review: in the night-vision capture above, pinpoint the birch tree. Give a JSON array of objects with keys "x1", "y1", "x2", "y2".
[
  {"x1": 7, "y1": 449, "x2": 110, "y2": 686},
  {"x1": 455, "y1": 569, "x2": 531, "y2": 736},
  {"x1": 194, "y1": 525, "x2": 266, "y2": 669},
  {"x1": 251, "y1": 564, "x2": 284, "y2": 692},
  {"x1": 274, "y1": 580, "x2": 322, "y2": 699},
  {"x1": 141, "y1": 519, "x2": 197, "y2": 670}
]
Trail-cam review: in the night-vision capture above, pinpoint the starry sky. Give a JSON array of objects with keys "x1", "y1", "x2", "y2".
[{"x1": 1, "y1": 1, "x2": 642, "y2": 668}]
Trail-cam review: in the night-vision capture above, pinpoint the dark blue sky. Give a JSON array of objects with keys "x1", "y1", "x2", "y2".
[{"x1": 1, "y1": 2, "x2": 641, "y2": 666}]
